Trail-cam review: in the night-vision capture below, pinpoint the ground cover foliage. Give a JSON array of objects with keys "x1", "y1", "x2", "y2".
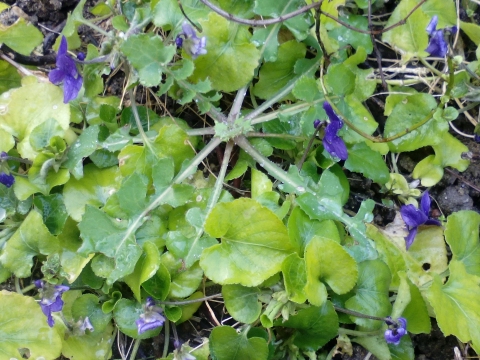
[{"x1": 0, "y1": 0, "x2": 479, "y2": 359}]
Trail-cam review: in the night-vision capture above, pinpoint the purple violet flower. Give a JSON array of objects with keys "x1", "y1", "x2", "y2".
[
  {"x1": 35, "y1": 280, "x2": 69, "y2": 327},
  {"x1": 78, "y1": 316, "x2": 94, "y2": 333},
  {"x1": 0, "y1": 172, "x2": 14, "y2": 188},
  {"x1": 322, "y1": 102, "x2": 348, "y2": 160},
  {"x1": 425, "y1": 16, "x2": 448, "y2": 57},
  {"x1": 313, "y1": 119, "x2": 321, "y2": 128},
  {"x1": 176, "y1": 22, "x2": 207, "y2": 60},
  {"x1": 475, "y1": 134, "x2": 480, "y2": 143},
  {"x1": 400, "y1": 191, "x2": 441, "y2": 249},
  {"x1": 136, "y1": 297, "x2": 165, "y2": 335},
  {"x1": 385, "y1": 317, "x2": 407, "y2": 345},
  {"x1": 49, "y1": 36, "x2": 83, "y2": 103}
]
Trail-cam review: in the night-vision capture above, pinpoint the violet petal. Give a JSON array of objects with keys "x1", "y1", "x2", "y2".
[
  {"x1": 405, "y1": 227, "x2": 418, "y2": 250},
  {"x1": 400, "y1": 204, "x2": 428, "y2": 227}
]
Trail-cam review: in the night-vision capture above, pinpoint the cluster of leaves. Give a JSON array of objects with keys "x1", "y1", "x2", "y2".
[{"x1": 0, "y1": 0, "x2": 480, "y2": 359}]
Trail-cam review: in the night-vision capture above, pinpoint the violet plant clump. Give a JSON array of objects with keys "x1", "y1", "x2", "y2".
[
  {"x1": 384, "y1": 317, "x2": 408, "y2": 345},
  {"x1": 175, "y1": 22, "x2": 207, "y2": 59},
  {"x1": 322, "y1": 102, "x2": 348, "y2": 160},
  {"x1": 136, "y1": 297, "x2": 166, "y2": 335},
  {"x1": 400, "y1": 191, "x2": 441, "y2": 249},
  {"x1": 49, "y1": 36, "x2": 83, "y2": 103},
  {"x1": 35, "y1": 280, "x2": 69, "y2": 327}
]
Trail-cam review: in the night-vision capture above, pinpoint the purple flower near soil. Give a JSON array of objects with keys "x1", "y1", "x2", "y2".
[
  {"x1": 35, "y1": 280, "x2": 69, "y2": 327},
  {"x1": 425, "y1": 16, "x2": 448, "y2": 57},
  {"x1": 49, "y1": 36, "x2": 83, "y2": 103},
  {"x1": 176, "y1": 22, "x2": 207, "y2": 59},
  {"x1": 474, "y1": 134, "x2": 480, "y2": 143},
  {"x1": 400, "y1": 191, "x2": 441, "y2": 249},
  {"x1": 385, "y1": 317, "x2": 407, "y2": 345},
  {"x1": 136, "y1": 297, "x2": 165, "y2": 334},
  {"x1": 0, "y1": 172, "x2": 14, "y2": 187},
  {"x1": 322, "y1": 102, "x2": 348, "y2": 160}
]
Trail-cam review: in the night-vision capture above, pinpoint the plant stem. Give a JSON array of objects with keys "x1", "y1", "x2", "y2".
[
  {"x1": 338, "y1": 328, "x2": 383, "y2": 337},
  {"x1": 128, "y1": 339, "x2": 141, "y2": 360},
  {"x1": 158, "y1": 293, "x2": 222, "y2": 305},
  {"x1": 162, "y1": 320, "x2": 170, "y2": 358},
  {"x1": 244, "y1": 58, "x2": 320, "y2": 122},
  {"x1": 77, "y1": 18, "x2": 112, "y2": 38}
]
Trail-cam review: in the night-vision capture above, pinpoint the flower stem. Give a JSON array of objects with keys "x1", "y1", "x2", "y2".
[
  {"x1": 128, "y1": 339, "x2": 141, "y2": 360},
  {"x1": 162, "y1": 320, "x2": 170, "y2": 358},
  {"x1": 158, "y1": 293, "x2": 222, "y2": 305}
]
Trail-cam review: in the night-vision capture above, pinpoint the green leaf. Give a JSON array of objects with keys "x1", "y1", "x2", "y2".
[
  {"x1": 344, "y1": 142, "x2": 390, "y2": 184},
  {"x1": 421, "y1": 0, "x2": 456, "y2": 24},
  {"x1": 329, "y1": 15, "x2": 373, "y2": 53},
  {"x1": 61, "y1": 321, "x2": 114, "y2": 360},
  {"x1": 413, "y1": 132, "x2": 470, "y2": 186},
  {"x1": 58, "y1": 217, "x2": 93, "y2": 283},
  {"x1": 296, "y1": 192, "x2": 376, "y2": 261},
  {"x1": 113, "y1": 299, "x2": 162, "y2": 339},
  {"x1": 119, "y1": 125, "x2": 194, "y2": 176},
  {"x1": 305, "y1": 237, "x2": 358, "y2": 306},
  {"x1": 210, "y1": 326, "x2": 268, "y2": 360},
  {"x1": 63, "y1": 164, "x2": 122, "y2": 222},
  {"x1": 0, "y1": 210, "x2": 59, "y2": 277},
  {"x1": 460, "y1": 21, "x2": 480, "y2": 45},
  {"x1": 190, "y1": 12, "x2": 260, "y2": 92},
  {"x1": 384, "y1": 93, "x2": 442, "y2": 152},
  {"x1": 0, "y1": 77, "x2": 70, "y2": 160},
  {"x1": 346, "y1": 260, "x2": 392, "y2": 330},
  {"x1": 162, "y1": 252, "x2": 204, "y2": 298},
  {"x1": 337, "y1": 96, "x2": 378, "y2": 144},
  {"x1": 200, "y1": 198, "x2": 293, "y2": 286},
  {"x1": 366, "y1": 224, "x2": 407, "y2": 290},
  {"x1": 251, "y1": 25, "x2": 280, "y2": 62},
  {"x1": 253, "y1": 0, "x2": 313, "y2": 41},
  {"x1": 29, "y1": 118, "x2": 64, "y2": 151},
  {"x1": 0, "y1": 60, "x2": 21, "y2": 94},
  {"x1": 0, "y1": 291, "x2": 62, "y2": 359},
  {"x1": 223, "y1": 284, "x2": 262, "y2": 324},
  {"x1": 382, "y1": 0, "x2": 430, "y2": 59},
  {"x1": 282, "y1": 253, "x2": 307, "y2": 303},
  {"x1": 408, "y1": 226, "x2": 447, "y2": 277},
  {"x1": 124, "y1": 242, "x2": 161, "y2": 302},
  {"x1": 63, "y1": 125, "x2": 101, "y2": 179},
  {"x1": 425, "y1": 261, "x2": 480, "y2": 353},
  {"x1": 176, "y1": 291, "x2": 204, "y2": 324},
  {"x1": 278, "y1": 301, "x2": 339, "y2": 351},
  {"x1": 0, "y1": 18, "x2": 43, "y2": 55},
  {"x1": 71, "y1": 294, "x2": 113, "y2": 333},
  {"x1": 288, "y1": 206, "x2": 336, "y2": 255},
  {"x1": 78, "y1": 206, "x2": 142, "y2": 284},
  {"x1": 253, "y1": 40, "x2": 306, "y2": 100},
  {"x1": 353, "y1": 334, "x2": 391, "y2": 360},
  {"x1": 34, "y1": 193, "x2": 68, "y2": 235},
  {"x1": 152, "y1": 0, "x2": 210, "y2": 31},
  {"x1": 142, "y1": 263, "x2": 171, "y2": 300},
  {"x1": 121, "y1": 33, "x2": 176, "y2": 87},
  {"x1": 395, "y1": 272, "x2": 431, "y2": 334},
  {"x1": 444, "y1": 211, "x2": 480, "y2": 277}
]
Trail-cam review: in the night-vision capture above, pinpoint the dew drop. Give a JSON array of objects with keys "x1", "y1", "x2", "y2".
[
  {"x1": 296, "y1": 186, "x2": 305, "y2": 193},
  {"x1": 53, "y1": 105, "x2": 58, "y2": 110},
  {"x1": 196, "y1": 195, "x2": 203, "y2": 202},
  {"x1": 0, "y1": 105, "x2": 7, "y2": 114}
]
